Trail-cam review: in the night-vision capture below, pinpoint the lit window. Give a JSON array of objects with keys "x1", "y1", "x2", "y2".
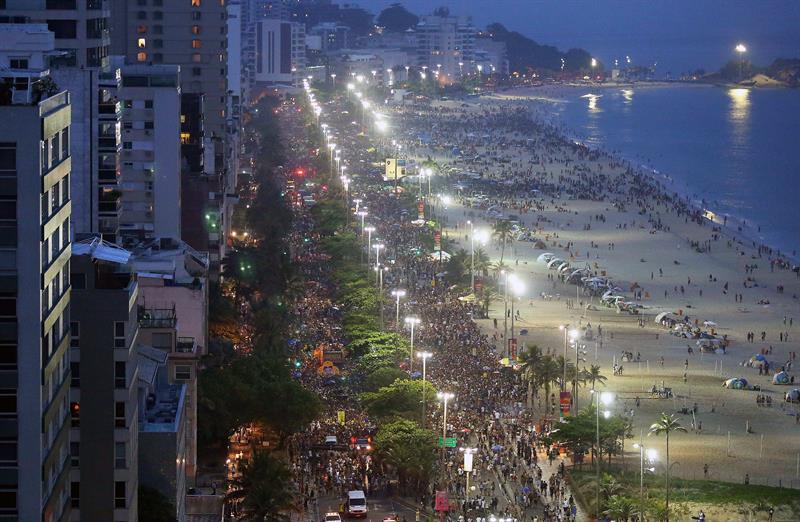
[
  {"x1": 191, "y1": 0, "x2": 200, "y2": 5},
  {"x1": 191, "y1": 25, "x2": 201, "y2": 35},
  {"x1": 137, "y1": 25, "x2": 147, "y2": 34},
  {"x1": 191, "y1": 39, "x2": 201, "y2": 49},
  {"x1": 180, "y1": 132, "x2": 191, "y2": 144},
  {"x1": 192, "y1": 53, "x2": 201, "y2": 63},
  {"x1": 137, "y1": 38, "x2": 146, "y2": 48},
  {"x1": 137, "y1": 52, "x2": 147, "y2": 62}
]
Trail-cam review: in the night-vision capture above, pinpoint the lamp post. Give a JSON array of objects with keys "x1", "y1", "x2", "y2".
[
  {"x1": 468, "y1": 220, "x2": 475, "y2": 291},
  {"x1": 353, "y1": 198, "x2": 362, "y2": 214},
  {"x1": 437, "y1": 391, "x2": 454, "y2": 448},
  {"x1": 417, "y1": 351, "x2": 432, "y2": 427},
  {"x1": 559, "y1": 325, "x2": 578, "y2": 392},
  {"x1": 375, "y1": 265, "x2": 387, "y2": 329},
  {"x1": 633, "y1": 437, "x2": 658, "y2": 519},
  {"x1": 373, "y1": 243, "x2": 384, "y2": 275},
  {"x1": 364, "y1": 226, "x2": 374, "y2": 265},
  {"x1": 405, "y1": 317, "x2": 420, "y2": 372},
  {"x1": 508, "y1": 274, "x2": 526, "y2": 361},
  {"x1": 391, "y1": 289, "x2": 406, "y2": 328},
  {"x1": 593, "y1": 390, "x2": 615, "y2": 519},
  {"x1": 357, "y1": 210, "x2": 367, "y2": 233},
  {"x1": 459, "y1": 447, "x2": 477, "y2": 502}
]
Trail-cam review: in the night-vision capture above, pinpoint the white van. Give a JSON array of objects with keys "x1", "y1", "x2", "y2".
[{"x1": 346, "y1": 490, "x2": 367, "y2": 518}]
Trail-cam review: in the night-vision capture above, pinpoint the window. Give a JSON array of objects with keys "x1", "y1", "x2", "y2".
[
  {"x1": 0, "y1": 391, "x2": 16, "y2": 417},
  {"x1": 137, "y1": 52, "x2": 147, "y2": 62},
  {"x1": 137, "y1": 24, "x2": 147, "y2": 34},
  {"x1": 144, "y1": 100, "x2": 153, "y2": 109},
  {"x1": 154, "y1": 0, "x2": 163, "y2": 5},
  {"x1": 41, "y1": 138, "x2": 49, "y2": 171},
  {"x1": 0, "y1": 489, "x2": 15, "y2": 512},
  {"x1": 153, "y1": 38, "x2": 162, "y2": 48},
  {"x1": 70, "y1": 401, "x2": 80, "y2": 427},
  {"x1": 71, "y1": 481, "x2": 79, "y2": 508},
  {"x1": 61, "y1": 127, "x2": 69, "y2": 158},
  {"x1": 144, "y1": 121, "x2": 154, "y2": 130},
  {"x1": 70, "y1": 441, "x2": 79, "y2": 467},
  {"x1": 137, "y1": 37, "x2": 146, "y2": 48},
  {"x1": 114, "y1": 402, "x2": 125, "y2": 428},
  {"x1": 153, "y1": 10, "x2": 163, "y2": 20},
  {"x1": 114, "y1": 322, "x2": 125, "y2": 348},
  {"x1": 114, "y1": 361, "x2": 126, "y2": 388},
  {"x1": 0, "y1": 143, "x2": 15, "y2": 175},
  {"x1": 137, "y1": 0, "x2": 146, "y2": 4},
  {"x1": 9, "y1": 58, "x2": 28, "y2": 70},
  {"x1": 192, "y1": 67, "x2": 201, "y2": 76},
  {"x1": 123, "y1": 141, "x2": 132, "y2": 150},
  {"x1": 153, "y1": 53, "x2": 163, "y2": 63},
  {"x1": 0, "y1": 296, "x2": 14, "y2": 317},
  {"x1": 46, "y1": 19, "x2": 77, "y2": 39},
  {"x1": 191, "y1": 39, "x2": 202, "y2": 49},
  {"x1": 175, "y1": 364, "x2": 191, "y2": 381},
  {"x1": 137, "y1": 11, "x2": 147, "y2": 20},
  {"x1": 191, "y1": 0, "x2": 201, "y2": 5},
  {"x1": 0, "y1": 201, "x2": 14, "y2": 222},
  {"x1": 115, "y1": 442, "x2": 126, "y2": 469},
  {"x1": 0, "y1": 345, "x2": 16, "y2": 369},
  {"x1": 192, "y1": 53, "x2": 201, "y2": 63},
  {"x1": 0, "y1": 440, "x2": 17, "y2": 465},
  {"x1": 153, "y1": 24, "x2": 163, "y2": 34},
  {"x1": 114, "y1": 481, "x2": 126, "y2": 508},
  {"x1": 70, "y1": 362, "x2": 79, "y2": 388},
  {"x1": 192, "y1": 11, "x2": 201, "y2": 20},
  {"x1": 191, "y1": 25, "x2": 201, "y2": 35},
  {"x1": 180, "y1": 132, "x2": 191, "y2": 144}
]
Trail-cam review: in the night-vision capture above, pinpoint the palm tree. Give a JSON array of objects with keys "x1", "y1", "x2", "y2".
[
  {"x1": 583, "y1": 364, "x2": 608, "y2": 391},
  {"x1": 473, "y1": 248, "x2": 491, "y2": 277},
  {"x1": 603, "y1": 495, "x2": 636, "y2": 522},
  {"x1": 537, "y1": 356, "x2": 562, "y2": 414},
  {"x1": 227, "y1": 450, "x2": 297, "y2": 521},
  {"x1": 649, "y1": 413, "x2": 687, "y2": 521},
  {"x1": 519, "y1": 345, "x2": 544, "y2": 409},
  {"x1": 492, "y1": 219, "x2": 514, "y2": 263}
]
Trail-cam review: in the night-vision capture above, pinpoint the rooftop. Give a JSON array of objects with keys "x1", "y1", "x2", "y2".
[
  {"x1": 137, "y1": 346, "x2": 186, "y2": 433},
  {"x1": 129, "y1": 237, "x2": 209, "y2": 286}
]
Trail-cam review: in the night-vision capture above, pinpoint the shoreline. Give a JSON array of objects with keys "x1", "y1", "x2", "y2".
[{"x1": 484, "y1": 87, "x2": 799, "y2": 263}]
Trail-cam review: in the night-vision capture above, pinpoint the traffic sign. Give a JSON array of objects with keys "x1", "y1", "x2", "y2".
[{"x1": 437, "y1": 437, "x2": 457, "y2": 448}]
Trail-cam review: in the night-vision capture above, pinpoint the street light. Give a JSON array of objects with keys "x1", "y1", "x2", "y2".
[
  {"x1": 364, "y1": 226, "x2": 375, "y2": 265},
  {"x1": 560, "y1": 325, "x2": 579, "y2": 393},
  {"x1": 633, "y1": 441, "x2": 658, "y2": 518},
  {"x1": 391, "y1": 289, "x2": 406, "y2": 327},
  {"x1": 459, "y1": 447, "x2": 478, "y2": 501},
  {"x1": 437, "y1": 391, "x2": 455, "y2": 446},
  {"x1": 405, "y1": 317, "x2": 420, "y2": 372},
  {"x1": 353, "y1": 198, "x2": 362, "y2": 214},
  {"x1": 373, "y1": 243, "x2": 384, "y2": 273},
  {"x1": 592, "y1": 390, "x2": 615, "y2": 519},
  {"x1": 417, "y1": 351, "x2": 432, "y2": 427},
  {"x1": 357, "y1": 210, "x2": 367, "y2": 233},
  {"x1": 508, "y1": 274, "x2": 526, "y2": 360}
]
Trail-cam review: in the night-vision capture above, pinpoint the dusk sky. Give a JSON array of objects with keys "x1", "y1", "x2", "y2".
[{"x1": 364, "y1": 0, "x2": 800, "y2": 73}]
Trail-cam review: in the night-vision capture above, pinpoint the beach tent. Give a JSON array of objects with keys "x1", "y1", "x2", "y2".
[
  {"x1": 772, "y1": 371, "x2": 790, "y2": 385},
  {"x1": 703, "y1": 320, "x2": 718, "y2": 327},
  {"x1": 547, "y1": 258, "x2": 565, "y2": 269},
  {"x1": 749, "y1": 354, "x2": 768, "y2": 367},
  {"x1": 785, "y1": 389, "x2": 800, "y2": 403},
  {"x1": 537, "y1": 253, "x2": 556, "y2": 264},
  {"x1": 557, "y1": 262, "x2": 571, "y2": 273},
  {"x1": 723, "y1": 377, "x2": 748, "y2": 389},
  {"x1": 655, "y1": 312, "x2": 681, "y2": 324},
  {"x1": 428, "y1": 251, "x2": 451, "y2": 261}
]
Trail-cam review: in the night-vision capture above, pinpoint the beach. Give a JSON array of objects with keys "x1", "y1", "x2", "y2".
[{"x1": 389, "y1": 91, "x2": 800, "y2": 498}]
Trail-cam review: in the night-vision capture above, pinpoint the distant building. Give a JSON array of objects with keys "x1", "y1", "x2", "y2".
[
  {"x1": 255, "y1": 19, "x2": 306, "y2": 86},
  {"x1": 415, "y1": 14, "x2": 476, "y2": 79},
  {"x1": 474, "y1": 38, "x2": 508, "y2": 76},
  {"x1": 118, "y1": 65, "x2": 182, "y2": 242},
  {"x1": 308, "y1": 22, "x2": 350, "y2": 52},
  {"x1": 0, "y1": 23, "x2": 73, "y2": 521}
]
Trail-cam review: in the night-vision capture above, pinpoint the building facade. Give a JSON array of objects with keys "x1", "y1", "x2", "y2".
[
  {"x1": 69, "y1": 239, "x2": 139, "y2": 522},
  {"x1": 255, "y1": 18, "x2": 306, "y2": 86},
  {"x1": 118, "y1": 64, "x2": 182, "y2": 242},
  {"x1": 415, "y1": 14, "x2": 476, "y2": 80},
  {"x1": 0, "y1": 24, "x2": 72, "y2": 522}
]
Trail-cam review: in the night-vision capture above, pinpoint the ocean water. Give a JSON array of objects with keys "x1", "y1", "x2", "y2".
[{"x1": 532, "y1": 85, "x2": 800, "y2": 257}]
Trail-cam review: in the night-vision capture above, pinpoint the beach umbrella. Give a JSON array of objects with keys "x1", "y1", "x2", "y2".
[
  {"x1": 723, "y1": 377, "x2": 748, "y2": 389},
  {"x1": 785, "y1": 389, "x2": 800, "y2": 402}
]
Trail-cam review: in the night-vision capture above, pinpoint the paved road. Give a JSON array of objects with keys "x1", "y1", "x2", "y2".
[{"x1": 308, "y1": 493, "x2": 419, "y2": 522}]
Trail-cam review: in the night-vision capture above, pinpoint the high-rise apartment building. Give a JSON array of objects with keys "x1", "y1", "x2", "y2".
[
  {"x1": 0, "y1": 24, "x2": 72, "y2": 522},
  {"x1": 255, "y1": 18, "x2": 306, "y2": 86},
  {"x1": 0, "y1": 0, "x2": 119, "y2": 240},
  {"x1": 415, "y1": 14, "x2": 476, "y2": 79},
  {"x1": 118, "y1": 64, "x2": 182, "y2": 241},
  {"x1": 69, "y1": 239, "x2": 139, "y2": 522}
]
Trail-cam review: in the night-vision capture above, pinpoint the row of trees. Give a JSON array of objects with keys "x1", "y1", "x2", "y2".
[{"x1": 314, "y1": 197, "x2": 440, "y2": 496}]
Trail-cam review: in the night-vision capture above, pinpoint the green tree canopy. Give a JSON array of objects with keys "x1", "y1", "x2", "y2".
[
  {"x1": 361, "y1": 379, "x2": 437, "y2": 422},
  {"x1": 374, "y1": 419, "x2": 436, "y2": 494},
  {"x1": 228, "y1": 450, "x2": 297, "y2": 522},
  {"x1": 139, "y1": 486, "x2": 175, "y2": 522}
]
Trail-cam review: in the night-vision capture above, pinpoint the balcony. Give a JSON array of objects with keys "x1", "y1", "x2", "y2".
[
  {"x1": 98, "y1": 100, "x2": 119, "y2": 115},
  {"x1": 138, "y1": 305, "x2": 176, "y2": 329},
  {"x1": 175, "y1": 337, "x2": 197, "y2": 354}
]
